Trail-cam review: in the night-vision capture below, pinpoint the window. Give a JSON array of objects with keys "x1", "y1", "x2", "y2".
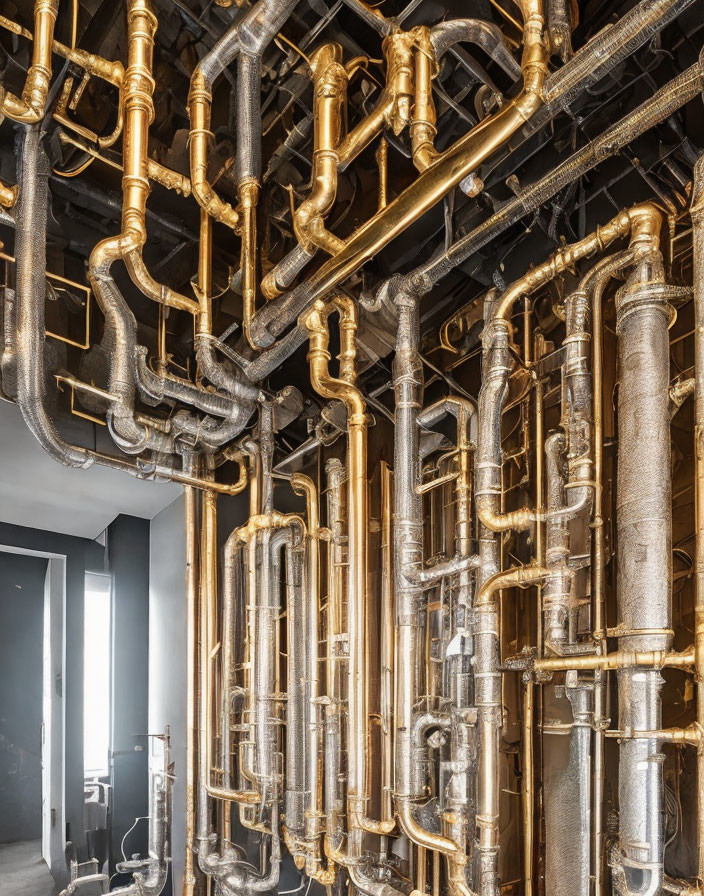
[{"x1": 83, "y1": 573, "x2": 111, "y2": 778}]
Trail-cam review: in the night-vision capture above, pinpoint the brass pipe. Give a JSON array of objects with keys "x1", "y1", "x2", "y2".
[
  {"x1": 293, "y1": 43, "x2": 348, "y2": 256},
  {"x1": 532, "y1": 647, "x2": 695, "y2": 673},
  {"x1": 89, "y1": 0, "x2": 198, "y2": 315},
  {"x1": 0, "y1": 0, "x2": 59, "y2": 124},
  {"x1": 57, "y1": 131, "x2": 192, "y2": 196},
  {"x1": 377, "y1": 137, "x2": 388, "y2": 211},
  {"x1": 187, "y1": 69, "x2": 239, "y2": 230},
  {"x1": 303, "y1": 297, "x2": 394, "y2": 856},
  {"x1": 0, "y1": 181, "x2": 17, "y2": 208},
  {"x1": 250, "y1": 0, "x2": 547, "y2": 348},
  {"x1": 410, "y1": 27, "x2": 439, "y2": 173},
  {"x1": 0, "y1": 12, "x2": 124, "y2": 86},
  {"x1": 691, "y1": 154, "x2": 704, "y2": 890}
]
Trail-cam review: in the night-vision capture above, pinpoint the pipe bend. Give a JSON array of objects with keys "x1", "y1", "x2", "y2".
[
  {"x1": 396, "y1": 799, "x2": 460, "y2": 857},
  {"x1": 429, "y1": 19, "x2": 521, "y2": 79}
]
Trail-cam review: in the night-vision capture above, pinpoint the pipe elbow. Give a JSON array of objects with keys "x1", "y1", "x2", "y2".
[
  {"x1": 397, "y1": 800, "x2": 458, "y2": 856},
  {"x1": 124, "y1": 250, "x2": 200, "y2": 314}
]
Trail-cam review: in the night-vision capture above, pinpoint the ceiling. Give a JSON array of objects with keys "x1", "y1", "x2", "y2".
[{"x1": 0, "y1": 399, "x2": 181, "y2": 539}]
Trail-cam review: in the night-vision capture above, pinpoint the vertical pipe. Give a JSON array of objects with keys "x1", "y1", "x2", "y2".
[
  {"x1": 380, "y1": 462, "x2": 395, "y2": 826},
  {"x1": 522, "y1": 680, "x2": 535, "y2": 896},
  {"x1": 690, "y1": 155, "x2": 704, "y2": 889},
  {"x1": 184, "y1": 468, "x2": 199, "y2": 896},
  {"x1": 614, "y1": 229, "x2": 670, "y2": 896}
]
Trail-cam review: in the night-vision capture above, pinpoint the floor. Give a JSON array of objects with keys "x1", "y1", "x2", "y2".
[{"x1": 0, "y1": 840, "x2": 58, "y2": 896}]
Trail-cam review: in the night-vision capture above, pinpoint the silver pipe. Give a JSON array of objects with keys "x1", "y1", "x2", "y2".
[
  {"x1": 280, "y1": 528, "x2": 307, "y2": 851},
  {"x1": 543, "y1": 431, "x2": 570, "y2": 651},
  {"x1": 324, "y1": 457, "x2": 346, "y2": 858},
  {"x1": 429, "y1": 19, "x2": 521, "y2": 79},
  {"x1": 14, "y1": 126, "x2": 93, "y2": 468},
  {"x1": 613, "y1": 249, "x2": 672, "y2": 896}
]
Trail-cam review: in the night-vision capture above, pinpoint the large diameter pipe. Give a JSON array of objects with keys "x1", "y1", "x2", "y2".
[
  {"x1": 613, "y1": 236, "x2": 672, "y2": 896},
  {"x1": 14, "y1": 126, "x2": 92, "y2": 469}
]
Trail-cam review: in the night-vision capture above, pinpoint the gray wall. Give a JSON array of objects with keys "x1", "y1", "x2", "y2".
[
  {"x1": 149, "y1": 495, "x2": 187, "y2": 896},
  {"x1": 0, "y1": 551, "x2": 48, "y2": 842},
  {"x1": 0, "y1": 521, "x2": 104, "y2": 851},
  {"x1": 107, "y1": 514, "x2": 151, "y2": 872}
]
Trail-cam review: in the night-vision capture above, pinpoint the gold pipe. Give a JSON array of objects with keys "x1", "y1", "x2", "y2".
[
  {"x1": 0, "y1": 12, "x2": 124, "y2": 86},
  {"x1": 336, "y1": 30, "x2": 415, "y2": 167},
  {"x1": 57, "y1": 131, "x2": 192, "y2": 195},
  {"x1": 89, "y1": 0, "x2": 199, "y2": 315},
  {"x1": 0, "y1": 181, "x2": 17, "y2": 209},
  {"x1": 690, "y1": 156, "x2": 704, "y2": 890},
  {"x1": 533, "y1": 647, "x2": 695, "y2": 673},
  {"x1": 0, "y1": 0, "x2": 59, "y2": 124},
  {"x1": 293, "y1": 43, "x2": 347, "y2": 256},
  {"x1": 303, "y1": 296, "x2": 395, "y2": 848},
  {"x1": 410, "y1": 27, "x2": 439, "y2": 173},
  {"x1": 187, "y1": 70, "x2": 239, "y2": 230},
  {"x1": 376, "y1": 136, "x2": 388, "y2": 211},
  {"x1": 261, "y1": 0, "x2": 547, "y2": 323},
  {"x1": 477, "y1": 203, "x2": 662, "y2": 534}
]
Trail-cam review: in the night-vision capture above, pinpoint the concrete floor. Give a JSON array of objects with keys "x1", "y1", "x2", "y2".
[{"x1": 0, "y1": 840, "x2": 57, "y2": 896}]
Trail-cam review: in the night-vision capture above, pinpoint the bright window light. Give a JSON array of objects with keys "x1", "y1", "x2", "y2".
[{"x1": 84, "y1": 573, "x2": 111, "y2": 778}]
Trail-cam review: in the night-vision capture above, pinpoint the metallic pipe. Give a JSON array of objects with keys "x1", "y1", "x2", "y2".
[
  {"x1": 290, "y1": 473, "x2": 331, "y2": 880},
  {"x1": 13, "y1": 126, "x2": 92, "y2": 468},
  {"x1": 249, "y1": 0, "x2": 548, "y2": 347},
  {"x1": 293, "y1": 43, "x2": 347, "y2": 255},
  {"x1": 323, "y1": 457, "x2": 345, "y2": 875},
  {"x1": 612, "y1": 225, "x2": 671, "y2": 896},
  {"x1": 474, "y1": 566, "x2": 549, "y2": 896},
  {"x1": 391, "y1": 287, "x2": 470, "y2": 896},
  {"x1": 0, "y1": 0, "x2": 58, "y2": 123},
  {"x1": 303, "y1": 296, "x2": 395, "y2": 850},
  {"x1": 691, "y1": 153, "x2": 704, "y2": 892}
]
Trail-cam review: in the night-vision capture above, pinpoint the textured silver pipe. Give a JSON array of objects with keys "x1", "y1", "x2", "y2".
[
  {"x1": 544, "y1": 679, "x2": 592, "y2": 896},
  {"x1": 14, "y1": 127, "x2": 92, "y2": 468},
  {"x1": 324, "y1": 458, "x2": 346, "y2": 856},
  {"x1": 393, "y1": 289, "x2": 425, "y2": 806},
  {"x1": 613, "y1": 251, "x2": 672, "y2": 896},
  {"x1": 280, "y1": 528, "x2": 307, "y2": 847},
  {"x1": 261, "y1": 245, "x2": 315, "y2": 301},
  {"x1": 543, "y1": 431, "x2": 571, "y2": 651},
  {"x1": 429, "y1": 19, "x2": 521, "y2": 79}
]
